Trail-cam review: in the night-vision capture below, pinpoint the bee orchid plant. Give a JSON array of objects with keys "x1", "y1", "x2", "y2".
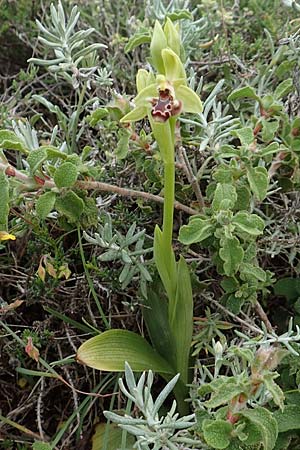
[{"x1": 77, "y1": 18, "x2": 202, "y2": 414}]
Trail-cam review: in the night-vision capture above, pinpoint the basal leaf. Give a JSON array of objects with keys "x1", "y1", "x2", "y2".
[
  {"x1": 231, "y1": 127, "x2": 254, "y2": 146},
  {"x1": 153, "y1": 225, "x2": 177, "y2": 302},
  {"x1": 76, "y1": 329, "x2": 174, "y2": 374},
  {"x1": 92, "y1": 422, "x2": 135, "y2": 450},
  {"x1": 169, "y1": 256, "x2": 193, "y2": 384},
  {"x1": 274, "y1": 78, "x2": 293, "y2": 100}
]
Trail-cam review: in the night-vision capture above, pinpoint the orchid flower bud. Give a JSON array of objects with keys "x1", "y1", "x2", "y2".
[
  {"x1": 164, "y1": 18, "x2": 181, "y2": 57},
  {"x1": 150, "y1": 21, "x2": 167, "y2": 74}
]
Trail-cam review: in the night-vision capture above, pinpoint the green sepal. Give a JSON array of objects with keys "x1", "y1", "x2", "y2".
[
  {"x1": 176, "y1": 84, "x2": 203, "y2": 113},
  {"x1": 164, "y1": 17, "x2": 181, "y2": 57},
  {"x1": 161, "y1": 48, "x2": 186, "y2": 81},
  {"x1": 150, "y1": 21, "x2": 167, "y2": 74}
]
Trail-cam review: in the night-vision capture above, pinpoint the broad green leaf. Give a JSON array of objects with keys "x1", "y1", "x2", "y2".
[
  {"x1": 154, "y1": 225, "x2": 177, "y2": 302},
  {"x1": 92, "y1": 422, "x2": 135, "y2": 450},
  {"x1": 274, "y1": 78, "x2": 293, "y2": 100},
  {"x1": 166, "y1": 10, "x2": 192, "y2": 20},
  {"x1": 36, "y1": 191, "x2": 56, "y2": 219},
  {"x1": 212, "y1": 183, "x2": 237, "y2": 211},
  {"x1": 125, "y1": 32, "x2": 151, "y2": 53},
  {"x1": 274, "y1": 404, "x2": 300, "y2": 432},
  {"x1": 274, "y1": 277, "x2": 300, "y2": 301},
  {"x1": 0, "y1": 130, "x2": 28, "y2": 154},
  {"x1": 260, "y1": 142, "x2": 280, "y2": 157},
  {"x1": 179, "y1": 217, "x2": 214, "y2": 245},
  {"x1": 246, "y1": 166, "x2": 268, "y2": 201},
  {"x1": 203, "y1": 378, "x2": 247, "y2": 408},
  {"x1": 228, "y1": 86, "x2": 261, "y2": 103},
  {"x1": 239, "y1": 406, "x2": 278, "y2": 450},
  {"x1": 203, "y1": 419, "x2": 233, "y2": 449},
  {"x1": 262, "y1": 119, "x2": 279, "y2": 142},
  {"x1": 232, "y1": 127, "x2": 254, "y2": 146},
  {"x1": 27, "y1": 148, "x2": 48, "y2": 174},
  {"x1": 263, "y1": 374, "x2": 284, "y2": 409},
  {"x1": 0, "y1": 171, "x2": 9, "y2": 229},
  {"x1": 76, "y1": 329, "x2": 174, "y2": 374},
  {"x1": 240, "y1": 263, "x2": 267, "y2": 282},
  {"x1": 169, "y1": 256, "x2": 193, "y2": 385},
  {"x1": 232, "y1": 211, "x2": 265, "y2": 236},
  {"x1": 219, "y1": 236, "x2": 244, "y2": 276},
  {"x1": 55, "y1": 191, "x2": 84, "y2": 222},
  {"x1": 54, "y1": 162, "x2": 78, "y2": 188},
  {"x1": 32, "y1": 443, "x2": 52, "y2": 450},
  {"x1": 235, "y1": 185, "x2": 251, "y2": 210},
  {"x1": 115, "y1": 129, "x2": 131, "y2": 160},
  {"x1": 86, "y1": 108, "x2": 109, "y2": 127},
  {"x1": 142, "y1": 287, "x2": 176, "y2": 369}
]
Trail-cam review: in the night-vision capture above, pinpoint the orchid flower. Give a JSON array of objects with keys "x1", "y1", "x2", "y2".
[{"x1": 120, "y1": 20, "x2": 202, "y2": 125}]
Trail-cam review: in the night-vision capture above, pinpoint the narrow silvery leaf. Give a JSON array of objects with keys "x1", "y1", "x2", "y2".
[{"x1": 153, "y1": 373, "x2": 180, "y2": 416}]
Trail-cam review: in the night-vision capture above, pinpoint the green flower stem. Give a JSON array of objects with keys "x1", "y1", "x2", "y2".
[
  {"x1": 152, "y1": 118, "x2": 176, "y2": 253},
  {"x1": 70, "y1": 81, "x2": 87, "y2": 154}
]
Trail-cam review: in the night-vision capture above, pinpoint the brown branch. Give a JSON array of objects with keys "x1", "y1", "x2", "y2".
[{"x1": 0, "y1": 161, "x2": 198, "y2": 215}]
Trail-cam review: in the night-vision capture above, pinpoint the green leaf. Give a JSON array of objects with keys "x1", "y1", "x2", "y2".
[
  {"x1": 219, "y1": 236, "x2": 244, "y2": 276},
  {"x1": 0, "y1": 130, "x2": 28, "y2": 154},
  {"x1": 274, "y1": 79, "x2": 293, "y2": 100},
  {"x1": 86, "y1": 108, "x2": 108, "y2": 127},
  {"x1": 27, "y1": 148, "x2": 48, "y2": 174},
  {"x1": 232, "y1": 211, "x2": 265, "y2": 236},
  {"x1": 32, "y1": 443, "x2": 52, "y2": 450},
  {"x1": 231, "y1": 127, "x2": 254, "y2": 146},
  {"x1": 263, "y1": 374, "x2": 284, "y2": 409},
  {"x1": 142, "y1": 286, "x2": 175, "y2": 369},
  {"x1": 240, "y1": 263, "x2": 267, "y2": 282},
  {"x1": 92, "y1": 422, "x2": 135, "y2": 450},
  {"x1": 203, "y1": 377, "x2": 247, "y2": 408},
  {"x1": 235, "y1": 185, "x2": 251, "y2": 210},
  {"x1": 36, "y1": 191, "x2": 56, "y2": 219},
  {"x1": 76, "y1": 329, "x2": 174, "y2": 374},
  {"x1": 274, "y1": 404, "x2": 300, "y2": 432},
  {"x1": 179, "y1": 217, "x2": 214, "y2": 245},
  {"x1": 154, "y1": 225, "x2": 177, "y2": 302},
  {"x1": 0, "y1": 171, "x2": 9, "y2": 229},
  {"x1": 274, "y1": 277, "x2": 300, "y2": 301},
  {"x1": 203, "y1": 419, "x2": 233, "y2": 449},
  {"x1": 115, "y1": 129, "x2": 131, "y2": 160},
  {"x1": 246, "y1": 166, "x2": 268, "y2": 201},
  {"x1": 239, "y1": 406, "x2": 278, "y2": 450},
  {"x1": 54, "y1": 162, "x2": 78, "y2": 188},
  {"x1": 169, "y1": 256, "x2": 193, "y2": 384},
  {"x1": 262, "y1": 119, "x2": 279, "y2": 142},
  {"x1": 212, "y1": 183, "x2": 237, "y2": 211},
  {"x1": 55, "y1": 191, "x2": 84, "y2": 222},
  {"x1": 166, "y1": 9, "x2": 192, "y2": 20},
  {"x1": 228, "y1": 86, "x2": 261, "y2": 103},
  {"x1": 125, "y1": 32, "x2": 151, "y2": 53}
]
